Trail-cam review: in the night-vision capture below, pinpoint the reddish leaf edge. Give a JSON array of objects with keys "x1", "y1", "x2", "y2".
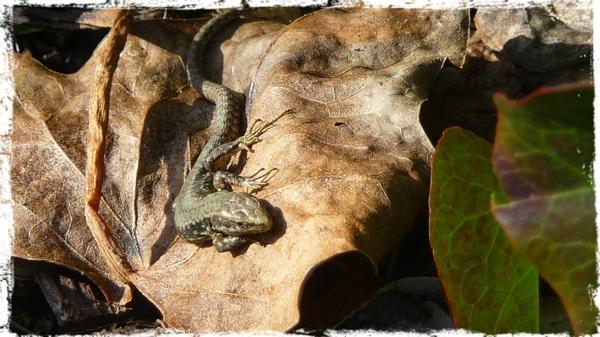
[{"x1": 492, "y1": 81, "x2": 593, "y2": 108}]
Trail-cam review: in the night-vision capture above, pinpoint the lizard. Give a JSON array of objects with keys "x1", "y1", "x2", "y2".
[{"x1": 173, "y1": 9, "x2": 290, "y2": 252}]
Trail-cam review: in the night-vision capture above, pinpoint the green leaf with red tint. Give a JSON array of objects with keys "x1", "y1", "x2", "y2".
[
  {"x1": 430, "y1": 127, "x2": 538, "y2": 333},
  {"x1": 492, "y1": 83, "x2": 596, "y2": 335}
]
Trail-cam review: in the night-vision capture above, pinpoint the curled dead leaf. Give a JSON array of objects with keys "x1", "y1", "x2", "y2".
[
  {"x1": 133, "y1": 8, "x2": 467, "y2": 331},
  {"x1": 12, "y1": 8, "x2": 468, "y2": 331}
]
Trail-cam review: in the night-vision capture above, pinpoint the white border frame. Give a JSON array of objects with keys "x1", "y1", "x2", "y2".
[{"x1": 0, "y1": 1, "x2": 595, "y2": 336}]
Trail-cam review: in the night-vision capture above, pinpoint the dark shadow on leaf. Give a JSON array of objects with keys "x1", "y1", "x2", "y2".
[
  {"x1": 142, "y1": 97, "x2": 213, "y2": 265},
  {"x1": 292, "y1": 251, "x2": 384, "y2": 331}
]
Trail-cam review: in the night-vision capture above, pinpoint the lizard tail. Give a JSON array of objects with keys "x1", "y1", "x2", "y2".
[
  {"x1": 186, "y1": 9, "x2": 239, "y2": 94},
  {"x1": 186, "y1": 9, "x2": 244, "y2": 161}
]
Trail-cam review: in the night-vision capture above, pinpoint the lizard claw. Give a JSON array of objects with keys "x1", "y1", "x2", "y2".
[
  {"x1": 241, "y1": 167, "x2": 279, "y2": 194},
  {"x1": 239, "y1": 142, "x2": 254, "y2": 153},
  {"x1": 242, "y1": 180, "x2": 269, "y2": 194}
]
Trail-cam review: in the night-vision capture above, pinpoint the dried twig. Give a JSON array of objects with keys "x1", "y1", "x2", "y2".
[{"x1": 85, "y1": 10, "x2": 133, "y2": 305}]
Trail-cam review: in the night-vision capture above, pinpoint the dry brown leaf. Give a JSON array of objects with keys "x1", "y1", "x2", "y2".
[
  {"x1": 12, "y1": 8, "x2": 467, "y2": 332},
  {"x1": 12, "y1": 16, "x2": 264, "y2": 304},
  {"x1": 132, "y1": 8, "x2": 467, "y2": 331}
]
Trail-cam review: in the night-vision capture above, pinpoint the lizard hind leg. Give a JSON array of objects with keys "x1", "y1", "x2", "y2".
[{"x1": 213, "y1": 168, "x2": 278, "y2": 193}]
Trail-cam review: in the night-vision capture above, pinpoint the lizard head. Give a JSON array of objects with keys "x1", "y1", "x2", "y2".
[
  {"x1": 173, "y1": 190, "x2": 273, "y2": 240},
  {"x1": 216, "y1": 191, "x2": 273, "y2": 234}
]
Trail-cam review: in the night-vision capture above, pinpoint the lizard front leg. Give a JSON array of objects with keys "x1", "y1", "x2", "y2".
[
  {"x1": 211, "y1": 233, "x2": 249, "y2": 252},
  {"x1": 203, "y1": 109, "x2": 294, "y2": 172},
  {"x1": 211, "y1": 232, "x2": 262, "y2": 252}
]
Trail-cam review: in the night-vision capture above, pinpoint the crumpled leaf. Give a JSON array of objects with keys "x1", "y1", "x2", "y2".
[
  {"x1": 12, "y1": 8, "x2": 468, "y2": 331},
  {"x1": 474, "y1": 7, "x2": 591, "y2": 73},
  {"x1": 429, "y1": 127, "x2": 538, "y2": 333},
  {"x1": 491, "y1": 83, "x2": 596, "y2": 335}
]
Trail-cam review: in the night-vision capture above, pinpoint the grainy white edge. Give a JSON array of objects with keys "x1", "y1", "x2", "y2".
[
  {"x1": 0, "y1": 2, "x2": 12, "y2": 337},
  {"x1": 0, "y1": 0, "x2": 572, "y2": 8},
  {"x1": 0, "y1": 0, "x2": 596, "y2": 336}
]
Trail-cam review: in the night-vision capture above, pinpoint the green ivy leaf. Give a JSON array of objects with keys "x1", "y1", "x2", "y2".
[
  {"x1": 430, "y1": 127, "x2": 538, "y2": 333},
  {"x1": 492, "y1": 84, "x2": 596, "y2": 335}
]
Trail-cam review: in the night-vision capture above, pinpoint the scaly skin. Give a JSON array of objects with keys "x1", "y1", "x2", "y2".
[{"x1": 173, "y1": 10, "x2": 288, "y2": 252}]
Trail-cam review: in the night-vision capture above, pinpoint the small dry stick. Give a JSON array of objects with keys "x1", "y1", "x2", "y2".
[{"x1": 85, "y1": 10, "x2": 134, "y2": 305}]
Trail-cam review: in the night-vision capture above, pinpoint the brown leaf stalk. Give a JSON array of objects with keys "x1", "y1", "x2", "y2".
[{"x1": 85, "y1": 10, "x2": 133, "y2": 305}]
